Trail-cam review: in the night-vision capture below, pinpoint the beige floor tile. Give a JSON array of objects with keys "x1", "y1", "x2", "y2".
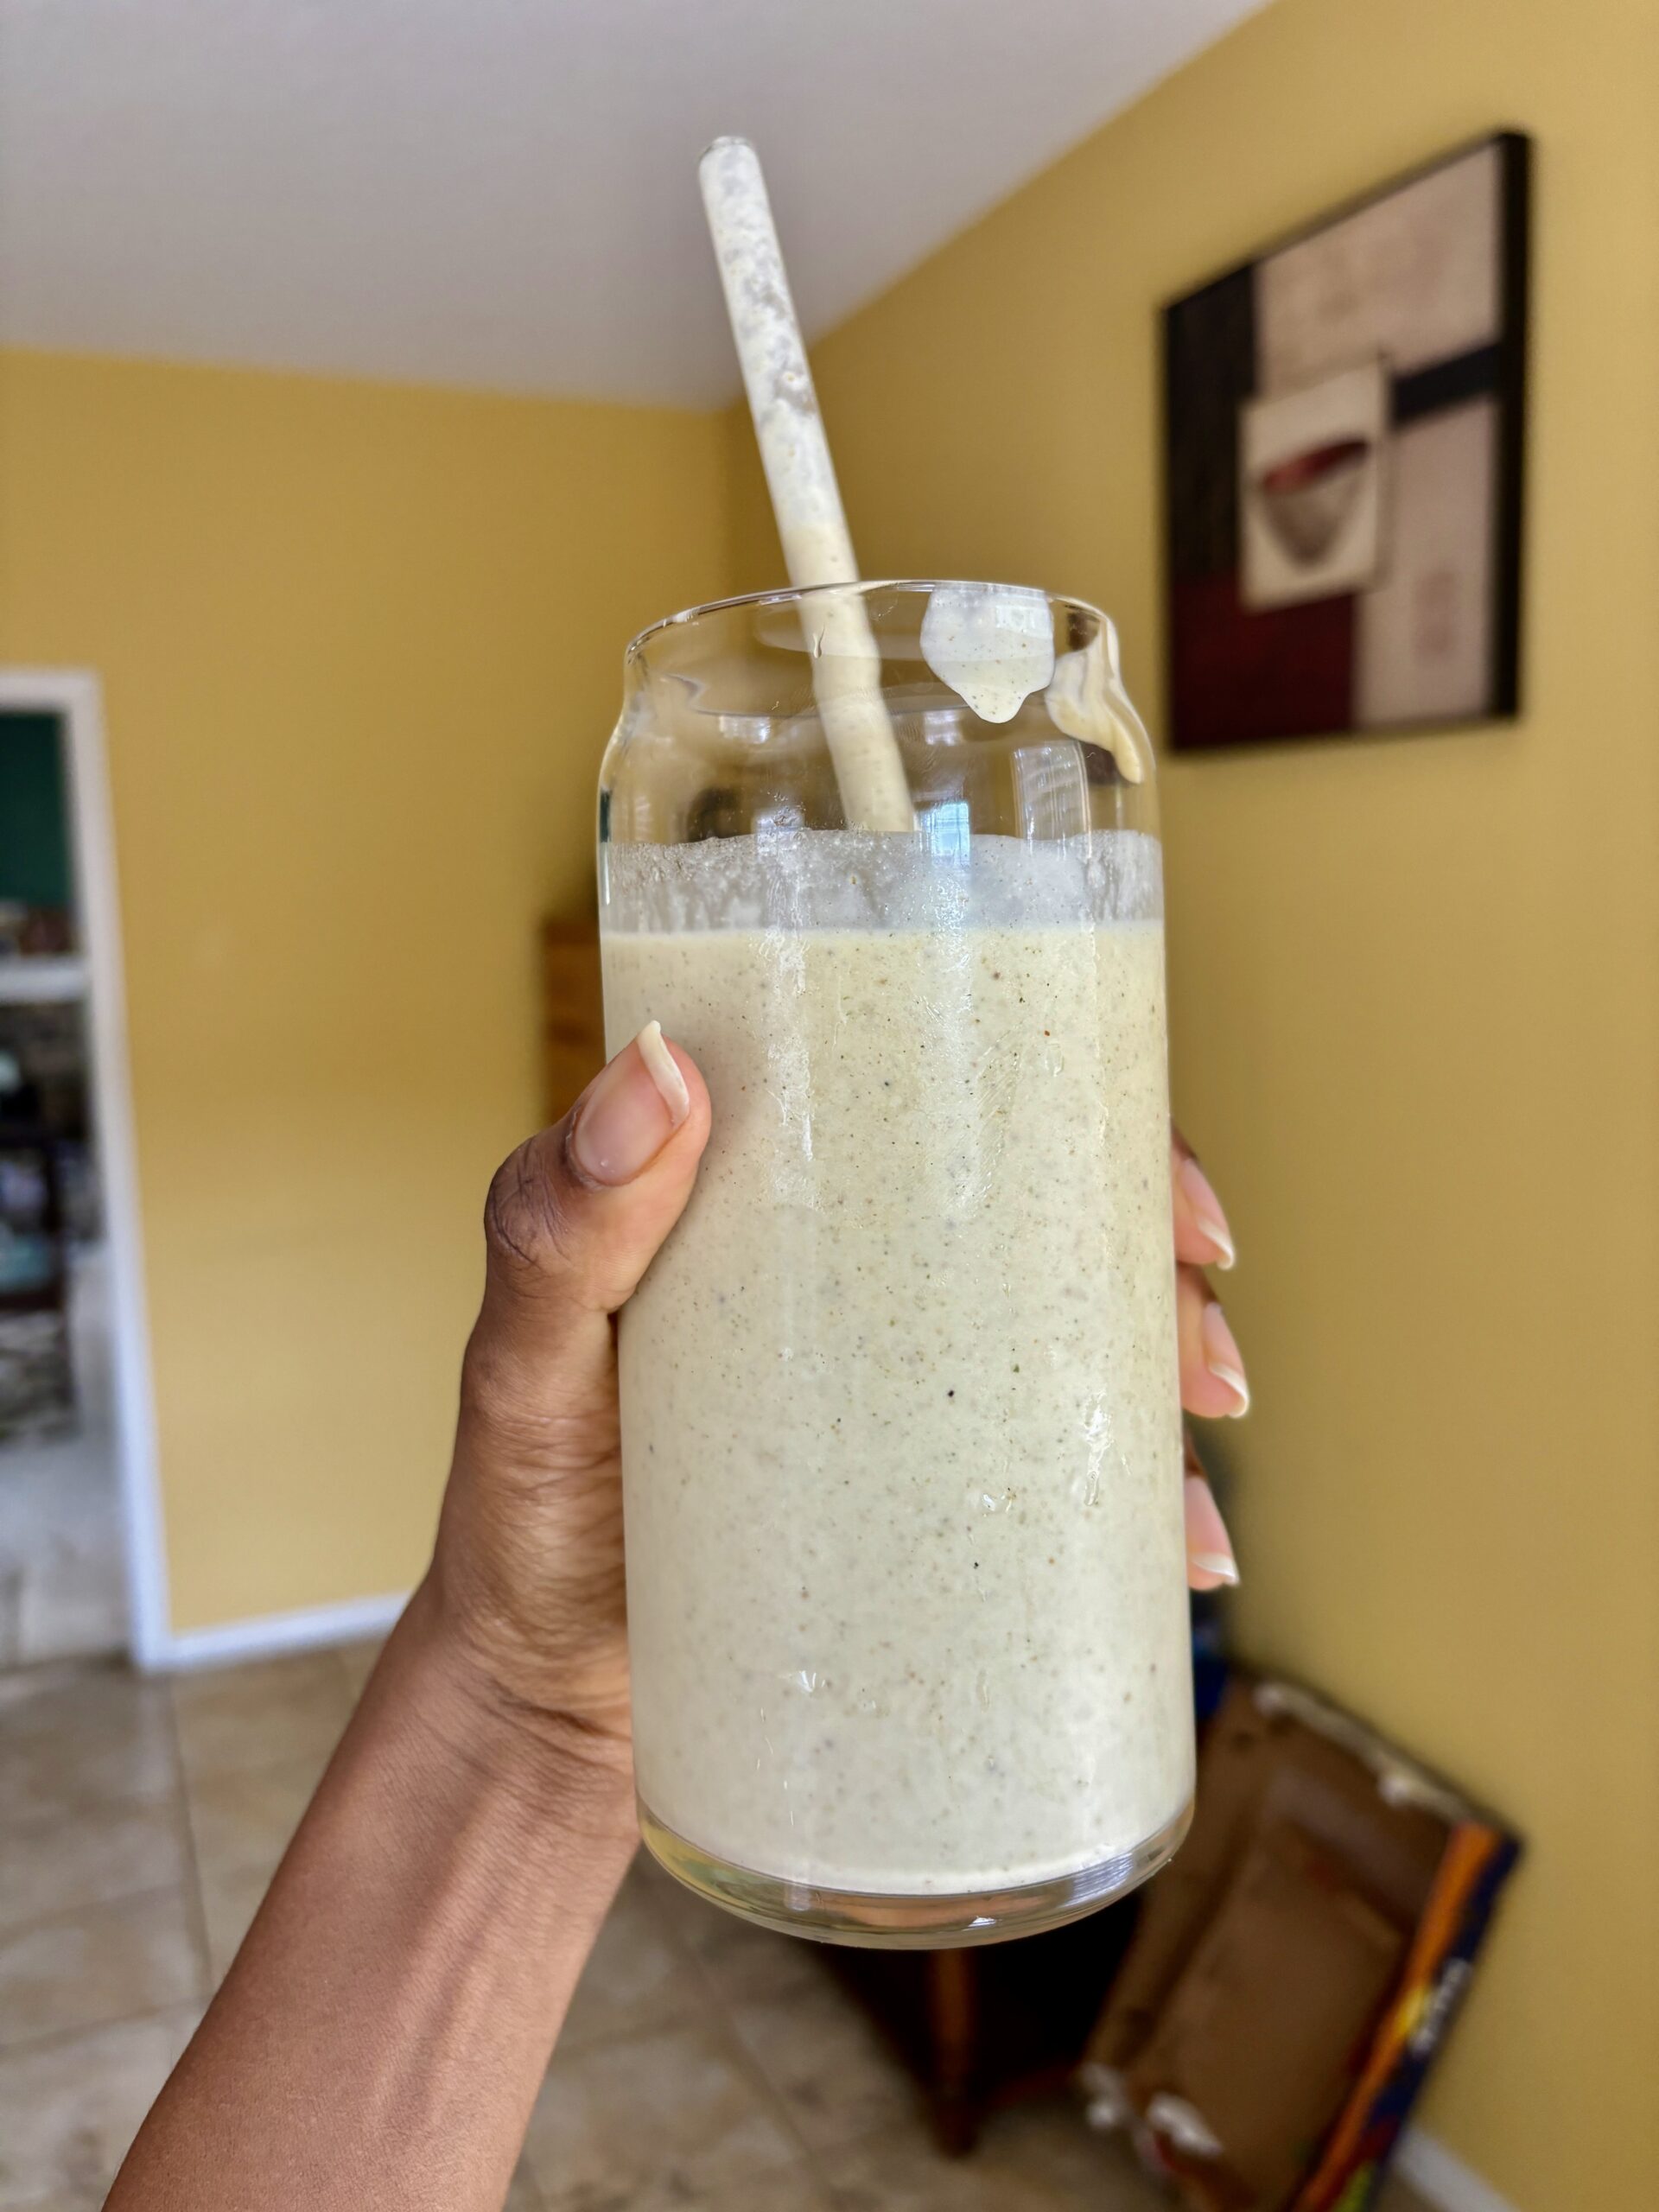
[
  {"x1": 560, "y1": 1878, "x2": 704, "y2": 2051},
  {"x1": 664, "y1": 1887, "x2": 824, "y2": 2007},
  {"x1": 974, "y1": 2100, "x2": 1170, "y2": 2209},
  {"x1": 0, "y1": 1797, "x2": 190, "y2": 1934},
  {"x1": 611, "y1": 1850, "x2": 667, "y2": 1907},
  {"x1": 503, "y1": 2158, "x2": 548, "y2": 2211},
  {"x1": 523, "y1": 2021, "x2": 798, "y2": 2210},
  {"x1": 819, "y1": 2119, "x2": 1066, "y2": 2212},
  {"x1": 196, "y1": 1859, "x2": 274, "y2": 1985},
  {"x1": 169, "y1": 1650, "x2": 354, "y2": 1782},
  {"x1": 183, "y1": 1754, "x2": 323, "y2": 1881},
  {"x1": 621, "y1": 1845, "x2": 681, "y2": 1902},
  {"x1": 333, "y1": 1635, "x2": 388, "y2": 1699},
  {"x1": 0, "y1": 1667, "x2": 63, "y2": 1716},
  {"x1": 0, "y1": 2004, "x2": 197, "y2": 2210},
  {"x1": 0, "y1": 1888, "x2": 205, "y2": 2053},
  {"x1": 630, "y1": 2165, "x2": 829, "y2": 2210},
  {"x1": 729, "y1": 1975, "x2": 917, "y2": 2155},
  {"x1": 0, "y1": 1666, "x2": 176, "y2": 1825}
]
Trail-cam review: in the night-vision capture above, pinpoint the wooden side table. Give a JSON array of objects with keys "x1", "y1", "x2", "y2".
[{"x1": 824, "y1": 1899, "x2": 1143, "y2": 2152}]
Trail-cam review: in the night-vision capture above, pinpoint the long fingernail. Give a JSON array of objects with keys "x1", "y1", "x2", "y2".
[
  {"x1": 1185, "y1": 1474, "x2": 1240, "y2": 1587},
  {"x1": 636, "y1": 1020, "x2": 691, "y2": 1125},
  {"x1": 571, "y1": 1021, "x2": 690, "y2": 1185},
  {"x1": 1179, "y1": 1157, "x2": 1236, "y2": 1268},
  {"x1": 1201, "y1": 1302, "x2": 1250, "y2": 1415}
]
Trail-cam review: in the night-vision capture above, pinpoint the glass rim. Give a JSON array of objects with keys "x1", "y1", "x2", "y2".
[{"x1": 625, "y1": 577, "x2": 1111, "y2": 664}]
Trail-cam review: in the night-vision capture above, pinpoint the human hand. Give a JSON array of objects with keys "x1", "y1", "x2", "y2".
[
  {"x1": 422, "y1": 1021, "x2": 709, "y2": 1777},
  {"x1": 1170, "y1": 1130, "x2": 1246, "y2": 1592},
  {"x1": 420, "y1": 1031, "x2": 1246, "y2": 1775}
]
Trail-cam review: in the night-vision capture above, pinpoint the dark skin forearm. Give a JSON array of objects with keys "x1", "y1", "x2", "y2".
[{"x1": 108, "y1": 1581, "x2": 637, "y2": 2212}]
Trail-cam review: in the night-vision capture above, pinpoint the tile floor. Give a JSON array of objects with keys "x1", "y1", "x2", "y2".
[{"x1": 0, "y1": 1644, "x2": 1436, "y2": 2211}]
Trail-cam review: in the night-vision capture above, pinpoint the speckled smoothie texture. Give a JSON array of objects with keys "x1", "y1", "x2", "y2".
[{"x1": 601, "y1": 831, "x2": 1193, "y2": 1896}]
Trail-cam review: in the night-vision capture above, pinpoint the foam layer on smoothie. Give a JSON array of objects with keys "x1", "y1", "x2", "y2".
[
  {"x1": 602, "y1": 824, "x2": 1163, "y2": 936},
  {"x1": 602, "y1": 830, "x2": 1192, "y2": 1897}
]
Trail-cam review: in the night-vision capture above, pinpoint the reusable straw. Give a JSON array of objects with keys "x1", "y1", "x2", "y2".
[{"x1": 699, "y1": 137, "x2": 914, "y2": 834}]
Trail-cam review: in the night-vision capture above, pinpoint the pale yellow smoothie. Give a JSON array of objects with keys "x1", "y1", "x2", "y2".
[{"x1": 601, "y1": 830, "x2": 1192, "y2": 1897}]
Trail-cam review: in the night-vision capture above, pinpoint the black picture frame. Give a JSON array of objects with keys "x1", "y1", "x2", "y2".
[{"x1": 1162, "y1": 130, "x2": 1531, "y2": 753}]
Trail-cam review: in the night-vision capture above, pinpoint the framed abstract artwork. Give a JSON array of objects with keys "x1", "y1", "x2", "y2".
[{"x1": 1163, "y1": 130, "x2": 1530, "y2": 750}]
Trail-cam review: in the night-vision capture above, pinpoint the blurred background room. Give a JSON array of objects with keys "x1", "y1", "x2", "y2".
[{"x1": 0, "y1": 2, "x2": 1655, "y2": 2208}]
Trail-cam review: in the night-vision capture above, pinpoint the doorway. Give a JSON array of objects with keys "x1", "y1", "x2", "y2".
[{"x1": 0, "y1": 674, "x2": 165, "y2": 1669}]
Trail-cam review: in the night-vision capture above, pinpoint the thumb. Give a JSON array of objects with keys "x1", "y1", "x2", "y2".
[{"x1": 477, "y1": 1021, "x2": 710, "y2": 1361}]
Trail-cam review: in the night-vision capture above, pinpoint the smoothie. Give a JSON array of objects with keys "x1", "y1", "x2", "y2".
[{"x1": 601, "y1": 829, "x2": 1192, "y2": 1899}]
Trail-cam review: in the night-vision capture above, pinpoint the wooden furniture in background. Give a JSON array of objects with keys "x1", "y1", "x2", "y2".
[
  {"x1": 541, "y1": 918, "x2": 607, "y2": 1125},
  {"x1": 824, "y1": 1901, "x2": 1143, "y2": 2153}
]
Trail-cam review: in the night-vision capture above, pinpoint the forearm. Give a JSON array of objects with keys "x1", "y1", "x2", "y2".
[{"x1": 109, "y1": 1582, "x2": 638, "y2": 2212}]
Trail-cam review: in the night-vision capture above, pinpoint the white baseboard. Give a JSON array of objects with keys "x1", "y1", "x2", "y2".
[
  {"x1": 157, "y1": 1592, "x2": 410, "y2": 1673},
  {"x1": 1395, "y1": 2128, "x2": 1520, "y2": 2212}
]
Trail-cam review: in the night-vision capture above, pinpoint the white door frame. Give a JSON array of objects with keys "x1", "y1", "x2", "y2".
[{"x1": 0, "y1": 671, "x2": 170, "y2": 1667}]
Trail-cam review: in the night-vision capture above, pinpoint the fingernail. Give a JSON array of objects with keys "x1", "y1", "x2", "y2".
[
  {"x1": 571, "y1": 1021, "x2": 689, "y2": 1185},
  {"x1": 1185, "y1": 1474, "x2": 1240, "y2": 1587},
  {"x1": 1179, "y1": 1156, "x2": 1236, "y2": 1268},
  {"x1": 1201, "y1": 1302, "x2": 1250, "y2": 1415},
  {"x1": 636, "y1": 1020, "x2": 691, "y2": 1125}
]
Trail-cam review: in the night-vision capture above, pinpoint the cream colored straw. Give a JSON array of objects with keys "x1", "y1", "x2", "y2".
[{"x1": 699, "y1": 137, "x2": 914, "y2": 833}]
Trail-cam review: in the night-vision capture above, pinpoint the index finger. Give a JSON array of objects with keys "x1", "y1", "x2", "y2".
[{"x1": 1171, "y1": 1128, "x2": 1236, "y2": 1270}]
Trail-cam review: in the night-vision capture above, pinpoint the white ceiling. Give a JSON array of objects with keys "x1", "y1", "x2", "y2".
[{"x1": 0, "y1": 0, "x2": 1264, "y2": 408}]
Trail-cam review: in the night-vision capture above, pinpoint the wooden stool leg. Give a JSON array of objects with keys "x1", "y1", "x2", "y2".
[{"x1": 925, "y1": 1948, "x2": 981, "y2": 2155}]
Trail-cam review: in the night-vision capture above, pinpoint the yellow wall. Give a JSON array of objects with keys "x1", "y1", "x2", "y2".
[
  {"x1": 0, "y1": 350, "x2": 730, "y2": 1633},
  {"x1": 734, "y1": 0, "x2": 1659, "y2": 2202}
]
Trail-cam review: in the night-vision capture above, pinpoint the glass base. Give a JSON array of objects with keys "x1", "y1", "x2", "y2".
[{"x1": 639, "y1": 1795, "x2": 1194, "y2": 1950}]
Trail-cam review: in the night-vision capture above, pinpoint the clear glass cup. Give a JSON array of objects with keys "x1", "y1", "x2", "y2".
[{"x1": 598, "y1": 581, "x2": 1194, "y2": 1948}]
